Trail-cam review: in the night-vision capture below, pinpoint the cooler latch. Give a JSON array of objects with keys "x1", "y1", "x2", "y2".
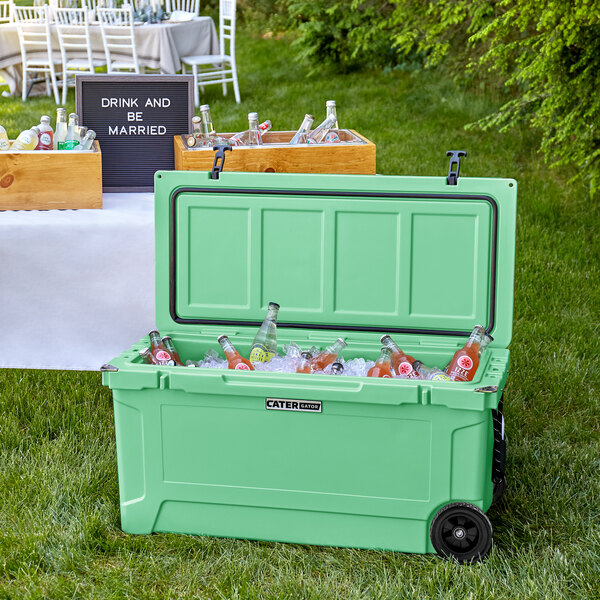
[
  {"x1": 211, "y1": 145, "x2": 232, "y2": 180},
  {"x1": 446, "y1": 150, "x2": 467, "y2": 185}
]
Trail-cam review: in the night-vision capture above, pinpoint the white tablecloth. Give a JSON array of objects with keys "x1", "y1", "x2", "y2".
[
  {"x1": 0, "y1": 193, "x2": 155, "y2": 370},
  {"x1": 0, "y1": 17, "x2": 218, "y2": 94}
]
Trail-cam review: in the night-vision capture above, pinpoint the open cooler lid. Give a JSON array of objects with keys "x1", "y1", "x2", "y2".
[{"x1": 154, "y1": 169, "x2": 517, "y2": 348}]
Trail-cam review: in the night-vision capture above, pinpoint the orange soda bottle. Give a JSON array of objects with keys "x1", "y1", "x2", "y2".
[
  {"x1": 296, "y1": 351, "x2": 313, "y2": 374},
  {"x1": 310, "y1": 338, "x2": 347, "y2": 372},
  {"x1": 380, "y1": 334, "x2": 419, "y2": 378},
  {"x1": 217, "y1": 335, "x2": 254, "y2": 371},
  {"x1": 148, "y1": 330, "x2": 176, "y2": 365},
  {"x1": 367, "y1": 347, "x2": 393, "y2": 378},
  {"x1": 446, "y1": 325, "x2": 492, "y2": 382},
  {"x1": 162, "y1": 336, "x2": 184, "y2": 366}
]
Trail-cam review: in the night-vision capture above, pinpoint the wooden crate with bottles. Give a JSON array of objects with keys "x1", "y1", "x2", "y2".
[
  {"x1": 174, "y1": 102, "x2": 376, "y2": 175},
  {"x1": 0, "y1": 110, "x2": 102, "y2": 211}
]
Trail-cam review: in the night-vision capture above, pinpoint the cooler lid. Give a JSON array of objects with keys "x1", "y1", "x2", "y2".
[{"x1": 154, "y1": 170, "x2": 516, "y2": 348}]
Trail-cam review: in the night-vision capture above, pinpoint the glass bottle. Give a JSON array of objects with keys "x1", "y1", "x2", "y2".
[
  {"x1": 218, "y1": 335, "x2": 254, "y2": 370},
  {"x1": 289, "y1": 114, "x2": 314, "y2": 145},
  {"x1": 34, "y1": 115, "x2": 53, "y2": 150},
  {"x1": 413, "y1": 360, "x2": 451, "y2": 382},
  {"x1": 306, "y1": 114, "x2": 337, "y2": 145},
  {"x1": 367, "y1": 347, "x2": 393, "y2": 378},
  {"x1": 148, "y1": 329, "x2": 176, "y2": 365},
  {"x1": 162, "y1": 336, "x2": 184, "y2": 366},
  {"x1": 10, "y1": 127, "x2": 39, "y2": 151},
  {"x1": 326, "y1": 100, "x2": 338, "y2": 129},
  {"x1": 230, "y1": 114, "x2": 272, "y2": 146},
  {"x1": 54, "y1": 108, "x2": 67, "y2": 150},
  {"x1": 186, "y1": 115, "x2": 202, "y2": 147},
  {"x1": 296, "y1": 351, "x2": 313, "y2": 374},
  {"x1": 310, "y1": 338, "x2": 347, "y2": 372},
  {"x1": 76, "y1": 130, "x2": 96, "y2": 151},
  {"x1": 249, "y1": 302, "x2": 279, "y2": 363},
  {"x1": 380, "y1": 334, "x2": 419, "y2": 379},
  {"x1": 0, "y1": 125, "x2": 9, "y2": 151},
  {"x1": 331, "y1": 361, "x2": 344, "y2": 375},
  {"x1": 446, "y1": 325, "x2": 492, "y2": 382},
  {"x1": 62, "y1": 113, "x2": 80, "y2": 150},
  {"x1": 139, "y1": 347, "x2": 157, "y2": 365}
]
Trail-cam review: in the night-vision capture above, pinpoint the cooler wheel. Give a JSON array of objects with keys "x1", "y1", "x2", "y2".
[{"x1": 430, "y1": 502, "x2": 493, "y2": 563}]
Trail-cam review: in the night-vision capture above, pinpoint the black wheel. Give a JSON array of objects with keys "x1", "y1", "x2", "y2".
[
  {"x1": 430, "y1": 502, "x2": 493, "y2": 563},
  {"x1": 492, "y1": 474, "x2": 508, "y2": 505}
]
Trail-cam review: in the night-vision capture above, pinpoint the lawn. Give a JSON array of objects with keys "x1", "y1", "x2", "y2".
[{"x1": 1, "y1": 28, "x2": 600, "y2": 600}]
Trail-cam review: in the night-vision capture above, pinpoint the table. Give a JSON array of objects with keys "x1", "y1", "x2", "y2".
[
  {"x1": 0, "y1": 193, "x2": 156, "y2": 370},
  {"x1": 0, "y1": 16, "x2": 218, "y2": 95}
]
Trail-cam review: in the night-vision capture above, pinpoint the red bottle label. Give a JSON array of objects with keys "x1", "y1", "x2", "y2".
[
  {"x1": 457, "y1": 355, "x2": 473, "y2": 370},
  {"x1": 37, "y1": 132, "x2": 53, "y2": 150},
  {"x1": 155, "y1": 350, "x2": 171, "y2": 362},
  {"x1": 235, "y1": 363, "x2": 250, "y2": 370},
  {"x1": 382, "y1": 374, "x2": 391, "y2": 378}
]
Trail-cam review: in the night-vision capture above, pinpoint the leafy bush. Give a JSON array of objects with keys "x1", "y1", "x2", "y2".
[{"x1": 389, "y1": 0, "x2": 600, "y2": 192}]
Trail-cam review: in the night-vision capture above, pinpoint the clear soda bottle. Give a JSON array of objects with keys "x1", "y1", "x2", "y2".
[
  {"x1": 148, "y1": 330, "x2": 176, "y2": 365},
  {"x1": 326, "y1": 100, "x2": 338, "y2": 129},
  {"x1": 0, "y1": 125, "x2": 9, "y2": 151},
  {"x1": 230, "y1": 113, "x2": 272, "y2": 146},
  {"x1": 380, "y1": 334, "x2": 419, "y2": 378},
  {"x1": 76, "y1": 130, "x2": 96, "y2": 151},
  {"x1": 249, "y1": 302, "x2": 279, "y2": 362},
  {"x1": 289, "y1": 114, "x2": 314, "y2": 145},
  {"x1": 35, "y1": 115, "x2": 54, "y2": 150},
  {"x1": 306, "y1": 114, "x2": 337, "y2": 145},
  {"x1": 296, "y1": 351, "x2": 313, "y2": 374},
  {"x1": 10, "y1": 127, "x2": 39, "y2": 151},
  {"x1": 218, "y1": 335, "x2": 254, "y2": 370},
  {"x1": 310, "y1": 338, "x2": 347, "y2": 372},
  {"x1": 446, "y1": 325, "x2": 492, "y2": 382},
  {"x1": 62, "y1": 113, "x2": 80, "y2": 150},
  {"x1": 367, "y1": 347, "x2": 393, "y2": 378},
  {"x1": 54, "y1": 108, "x2": 67, "y2": 150},
  {"x1": 186, "y1": 115, "x2": 202, "y2": 147},
  {"x1": 162, "y1": 336, "x2": 184, "y2": 366},
  {"x1": 197, "y1": 104, "x2": 231, "y2": 147},
  {"x1": 413, "y1": 360, "x2": 451, "y2": 382}
]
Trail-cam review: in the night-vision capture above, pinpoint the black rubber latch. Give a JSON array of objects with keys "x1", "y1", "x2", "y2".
[
  {"x1": 446, "y1": 150, "x2": 467, "y2": 185},
  {"x1": 211, "y1": 145, "x2": 232, "y2": 180}
]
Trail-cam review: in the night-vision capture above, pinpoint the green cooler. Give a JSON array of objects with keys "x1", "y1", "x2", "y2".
[{"x1": 102, "y1": 166, "x2": 516, "y2": 563}]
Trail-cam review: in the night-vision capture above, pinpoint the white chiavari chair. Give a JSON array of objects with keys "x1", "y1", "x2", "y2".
[
  {"x1": 181, "y1": 0, "x2": 239, "y2": 105},
  {"x1": 97, "y1": 4, "x2": 140, "y2": 73},
  {"x1": 0, "y1": 0, "x2": 13, "y2": 23},
  {"x1": 54, "y1": 6, "x2": 106, "y2": 104},
  {"x1": 13, "y1": 4, "x2": 60, "y2": 103},
  {"x1": 165, "y1": 0, "x2": 199, "y2": 17}
]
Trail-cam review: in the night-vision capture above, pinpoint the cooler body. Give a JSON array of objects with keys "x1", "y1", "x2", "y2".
[{"x1": 103, "y1": 169, "x2": 516, "y2": 556}]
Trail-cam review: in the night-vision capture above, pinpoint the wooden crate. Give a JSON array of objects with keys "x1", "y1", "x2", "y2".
[
  {"x1": 174, "y1": 129, "x2": 376, "y2": 175},
  {"x1": 0, "y1": 142, "x2": 102, "y2": 211}
]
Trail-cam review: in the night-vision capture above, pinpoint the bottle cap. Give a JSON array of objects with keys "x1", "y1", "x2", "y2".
[
  {"x1": 192, "y1": 115, "x2": 201, "y2": 123},
  {"x1": 268, "y1": 302, "x2": 280, "y2": 309},
  {"x1": 41, "y1": 115, "x2": 50, "y2": 123},
  {"x1": 31, "y1": 126, "x2": 40, "y2": 134},
  {"x1": 301, "y1": 351, "x2": 312, "y2": 360},
  {"x1": 248, "y1": 112, "x2": 258, "y2": 120},
  {"x1": 87, "y1": 130, "x2": 96, "y2": 139},
  {"x1": 186, "y1": 136, "x2": 197, "y2": 147},
  {"x1": 380, "y1": 334, "x2": 391, "y2": 343},
  {"x1": 69, "y1": 112, "x2": 77, "y2": 118},
  {"x1": 331, "y1": 361, "x2": 344, "y2": 374},
  {"x1": 412, "y1": 360, "x2": 423, "y2": 370},
  {"x1": 200, "y1": 104, "x2": 210, "y2": 111},
  {"x1": 336, "y1": 338, "x2": 347, "y2": 347},
  {"x1": 326, "y1": 100, "x2": 336, "y2": 106},
  {"x1": 138, "y1": 347, "x2": 150, "y2": 355},
  {"x1": 217, "y1": 334, "x2": 228, "y2": 343}
]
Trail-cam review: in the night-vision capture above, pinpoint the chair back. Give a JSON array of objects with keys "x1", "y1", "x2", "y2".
[
  {"x1": 13, "y1": 5, "x2": 55, "y2": 68},
  {"x1": 0, "y1": 0, "x2": 13, "y2": 23},
  {"x1": 218, "y1": 0, "x2": 235, "y2": 59},
  {"x1": 54, "y1": 7, "x2": 94, "y2": 71},
  {"x1": 97, "y1": 4, "x2": 139, "y2": 73},
  {"x1": 165, "y1": 0, "x2": 199, "y2": 16}
]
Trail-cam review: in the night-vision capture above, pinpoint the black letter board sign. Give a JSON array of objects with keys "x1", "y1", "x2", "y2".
[{"x1": 76, "y1": 74, "x2": 193, "y2": 192}]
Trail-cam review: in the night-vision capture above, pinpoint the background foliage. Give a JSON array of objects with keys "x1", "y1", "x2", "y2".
[{"x1": 246, "y1": 0, "x2": 600, "y2": 193}]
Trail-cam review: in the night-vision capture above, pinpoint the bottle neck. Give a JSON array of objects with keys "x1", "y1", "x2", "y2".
[
  {"x1": 201, "y1": 111, "x2": 215, "y2": 137},
  {"x1": 376, "y1": 347, "x2": 392, "y2": 365},
  {"x1": 326, "y1": 339, "x2": 346, "y2": 355},
  {"x1": 149, "y1": 330, "x2": 162, "y2": 346},
  {"x1": 218, "y1": 336, "x2": 236, "y2": 355},
  {"x1": 299, "y1": 115, "x2": 314, "y2": 133},
  {"x1": 265, "y1": 305, "x2": 279, "y2": 322},
  {"x1": 249, "y1": 118, "x2": 259, "y2": 132}
]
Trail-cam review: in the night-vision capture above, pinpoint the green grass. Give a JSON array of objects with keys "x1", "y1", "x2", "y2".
[{"x1": 2, "y1": 30, "x2": 600, "y2": 600}]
